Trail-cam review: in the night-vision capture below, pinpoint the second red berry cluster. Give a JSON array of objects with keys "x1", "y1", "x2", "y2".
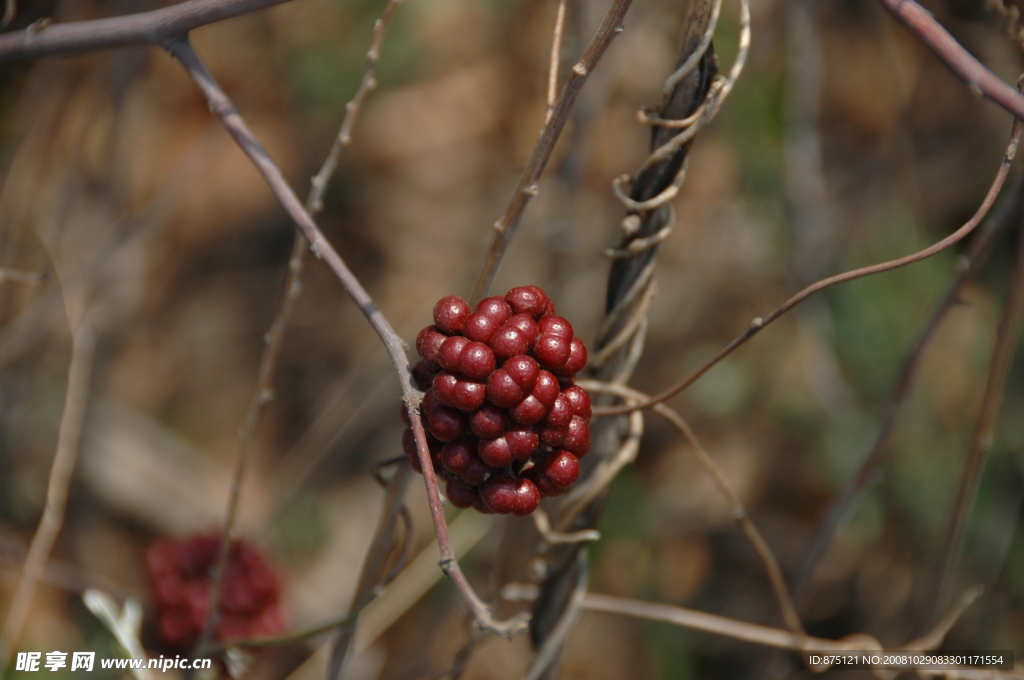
[{"x1": 403, "y1": 286, "x2": 592, "y2": 516}]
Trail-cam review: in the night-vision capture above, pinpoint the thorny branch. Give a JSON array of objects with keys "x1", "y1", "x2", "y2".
[
  {"x1": 471, "y1": 0, "x2": 635, "y2": 302},
  {"x1": 163, "y1": 34, "x2": 525, "y2": 638},
  {"x1": 595, "y1": 115, "x2": 1024, "y2": 416}
]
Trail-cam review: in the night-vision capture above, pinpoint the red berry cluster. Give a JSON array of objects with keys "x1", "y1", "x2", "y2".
[
  {"x1": 145, "y1": 534, "x2": 284, "y2": 649},
  {"x1": 403, "y1": 286, "x2": 592, "y2": 516}
]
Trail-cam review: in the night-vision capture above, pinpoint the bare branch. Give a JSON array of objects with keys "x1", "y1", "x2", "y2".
[
  {"x1": 876, "y1": 0, "x2": 1024, "y2": 119},
  {"x1": 545, "y1": 0, "x2": 568, "y2": 125},
  {"x1": 595, "y1": 115, "x2": 1024, "y2": 416},
  {"x1": 471, "y1": 0, "x2": 635, "y2": 302},
  {"x1": 164, "y1": 34, "x2": 524, "y2": 639},
  {"x1": 0, "y1": 0, "x2": 291, "y2": 63}
]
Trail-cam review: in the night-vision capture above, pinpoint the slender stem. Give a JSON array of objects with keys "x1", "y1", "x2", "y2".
[
  {"x1": 165, "y1": 34, "x2": 524, "y2": 638},
  {"x1": 470, "y1": 0, "x2": 634, "y2": 303},
  {"x1": 876, "y1": 0, "x2": 1024, "y2": 120},
  {"x1": 933, "y1": 211, "x2": 1024, "y2": 618},
  {"x1": 545, "y1": 0, "x2": 568, "y2": 125},
  {"x1": 594, "y1": 118, "x2": 1023, "y2": 416},
  {"x1": 0, "y1": 0, "x2": 292, "y2": 63}
]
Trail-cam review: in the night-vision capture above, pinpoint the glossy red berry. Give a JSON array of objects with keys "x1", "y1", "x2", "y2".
[
  {"x1": 505, "y1": 425, "x2": 540, "y2": 459},
  {"x1": 434, "y1": 296, "x2": 471, "y2": 335},
  {"x1": 523, "y1": 465, "x2": 564, "y2": 497},
  {"x1": 510, "y1": 395, "x2": 547, "y2": 425},
  {"x1": 421, "y1": 388, "x2": 442, "y2": 416},
  {"x1": 459, "y1": 342, "x2": 496, "y2": 380},
  {"x1": 412, "y1": 360, "x2": 440, "y2": 391},
  {"x1": 544, "y1": 394, "x2": 572, "y2": 428},
  {"x1": 433, "y1": 371, "x2": 459, "y2": 406},
  {"x1": 503, "y1": 314, "x2": 540, "y2": 347},
  {"x1": 438, "y1": 336, "x2": 470, "y2": 373},
  {"x1": 555, "y1": 337, "x2": 588, "y2": 376},
  {"x1": 531, "y1": 371, "x2": 560, "y2": 407},
  {"x1": 463, "y1": 312, "x2": 498, "y2": 344},
  {"x1": 440, "y1": 438, "x2": 475, "y2": 475},
  {"x1": 480, "y1": 475, "x2": 517, "y2": 514},
  {"x1": 504, "y1": 355, "x2": 540, "y2": 388},
  {"x1": 505, "y1": 286, "x2": 549, "y2": 319},
  {"x1": 478, "y1": 435, "x2": 513, "y2": 468},
  {"x1": 416, "y1": 326, "x2": 447, "y2": 364},
  {"x1": 562, "y1": 386, "x2": 592, "y2": 420},
  {"x1": 476, "y1": 296, "x2": 513, "y2": 324},
  {"x1": 538, "y1": 450, "x2": 580, "y2": 489},
  {"x1": 428, "y1": 407, "x2": 466, "y2": 442},
  {"x1": 460, "y1": 458, "x2": 490, "y2": 486},
  {"x1": 511, "y1": 477, "x2": 542, "y2": 516},
  {"x1": 446, "y1": 479, "x2": 478, "y2": 509},
  {"x1": 563, "y1": 416, "x2": 591, "y2": 457},
  {"x1": 538, "y1": 315, "x2": 573, "y2": 339},
  {"x1": 470, "y1": 404, "x2": 507, "y2": 439},
  {"x1": 487, "y1": 369, "x2": 525, "y2": 408},
  {"x1": 451, "y1": 380, "x2": 487, "y2": 412},
  {"x1": 490, "y1": 326, "x2": 530, "y2": 360},
  {"x1": 534, "y1": 334, "x2": 571, "y2": 370}
]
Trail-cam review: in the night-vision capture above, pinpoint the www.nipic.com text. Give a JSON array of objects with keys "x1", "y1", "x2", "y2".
[{"x1": 15, "y1": 652, "x2": 213, "y2": 672}]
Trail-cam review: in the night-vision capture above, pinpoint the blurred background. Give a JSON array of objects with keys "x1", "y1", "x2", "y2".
[{"x1": 1, "y1": 0, "x2": 1023, "y2": 676}]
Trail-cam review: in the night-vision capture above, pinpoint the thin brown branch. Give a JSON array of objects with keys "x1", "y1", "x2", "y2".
[
  {"x1": 792, "y1": 170, "x2": 1024, "y2": 603},
  {"x1": 164, "y1": 34, "x2": 524, "y2": 639},
  {"x1": 581, "y1": 380, "x2": 804, "y2": 637},
  {"x1": 933, "y1": 209, "x2": 1024, "y2": 618},
  {"x1": 0, "y1": 0, "x2": 291, "y2": 63},
  {"x1": 0, "y1": 317, "x2": 96, "y2": 663},
  {"x1": 595, "y1": 117, "x2": 1023, "y2": 416},
  {"x1": 876, "y1": 0, "x2": 1024, "y2": 120},
  {"x1": 545, "y1": 0, "x2": 568, "y2": 125},
  {"x1": 470, "y1": 0, "x2": 634, "y2": 302}
]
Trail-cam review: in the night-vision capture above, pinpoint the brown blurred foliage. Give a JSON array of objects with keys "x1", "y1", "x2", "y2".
[{"x1": 1, "y1": 0, "x2": 1023, "y2": 677}]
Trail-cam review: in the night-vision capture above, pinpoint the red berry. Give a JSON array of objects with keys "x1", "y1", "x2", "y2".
[
  {"x1": 533, "y1": 371, "x2": 560, "y2": 407},
  {"x1": 433, "y1": 371, "x2": 459, "y2": 406},
  {"x1": 416, "y1": 325, "x2": 447, "y2": 363},
  {"x1": 440, "y1": 438, "x2": 476, "y2": 475},
  {"x1": 543, "y1": 299, "x2": 556, "y2": 316},
  {"x1": 504, "y1": 314, "x2": 540, "y2": 347},
  {"x1": 458, "y1": 341, "x2": 496, "y2": 380},
  {"x1": 463, "y1": 312, "x2": 499, "y2": 343},
  {"x1": 476, "y1": 296, "x2": 513, "y2": 324},
  {"x1": 504, "y1": 355, "x2": 540, "y2": 388},
  {"x1": 511, "y1": 477, "x2": 541, "y2": 516},
  {"x1": 412, "y1": 359, "x2": 440, "y2": 391},
  {"x1": 563, "y1": 416, "x2": 591, "y2": 457},
  {"x1": 490, "y1": 326, "x2": 530, "y2": 360},
  {"x1": 538, "y1": 450, "x2": 580, "y2": 489},
  {"x1": 402, "y1": 428, "x2": 417, "y2": 458},
  {"x1": 472, "y1": 494, "x2": 495, "y2": 514},
  {"x1": 399, "y1": 403, "x2": 411, "y2": 427},
  {"x1": 451, "y1": 380, "x2": 487, "y2": 411},
  {"x1": 446, "y1": 479, "x2": 478, "y2": 509},
  {"x1": 534, "y1": 333, "x2": 571, "y2": 370},
  {"x1": 438, "y1": 336, "x2": 470, "y2": 373},
  {"x1": 562, "y1": 386, "x2": 592, "y2": 420},
  {"x1": 487, "y1": 369, "x2": 525, "y2": 408},
  {"x1": 428, "y1": 407, "x2": 466, "y2": 442},
  {"x1": 421, "y1": 389, "x2": 442, "y2": 416},
  {"x1": 544, "y1": 394, "x2": 572, "y2": 428},
  {"x1": 538, "y1": 425, "x2": 568, "y2": 448},
  {"x1": 523, "y1": 466, "x2": 564, "y2": 497},
  {"x1": 434, "y1": 296, "x2": 471, "y2": 335},
  {"x1": 505, "y1": 426, "x2": 540, "y2": 459},
  {"x1": 555, "y1": 337, "x2": 588, "y2": 376},
  {"x1": 538, "y1": 315, "x2": 573, "y2": 339},
  {"x1": 505, "y1": 286, "x2": 549, "y2": 319},
  {"x1": 480, "y1": 475, "x2": 517, "y2": 514},
  {"x1": 470, "y1": 404, "x2": 507, "y2": 439},
  {"x1": 460, "y1": 459, "x2": 490, "y2": 486},
  {"x1": 510, "y1": 395, "x2": 547, "y2": 425},
  {"x1": 478, "y1": 435, "x2": 513, "y2": 468}
]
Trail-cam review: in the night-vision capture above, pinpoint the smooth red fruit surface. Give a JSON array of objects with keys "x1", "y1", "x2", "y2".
[
  {"x1": 532, "y1": 371, "x2": 560, "y2": 407},
  {"x1": 428, "y1": 408, "x2": 466, "y2": 442},
  {"x1": 504, "y1": 355, "x2": 540, "y2": 388},
  {"x1": 534, "y1": 334, "x2": 571, "y2": 370},
  {"x1": 432, "y1": 371, "x2": 459, "y2": 406},
  {"x1": 562, "y1": 386, "x2": 592, "y2": 420},
  {"x1": 460, "y1": 459, "x2": 490, "y2": 486},
  {"x1": 434, "y1": 296, "x2": 471, "y2": 335},
  {"x1": 544, "y1": 394, "x2": 572, "y2": 428},
  {"x1": 421, "y1": 389, "x2": 442, "y2": 416},
  {"x1": 476, "y1": 296, "x2": 513, "y2": 324},
  {"x1": 563, "y1": 416, "x2": 591, "y2": 456},
  {"x1": 523, "y1": 466, "x2": 564, "y2": 497},
  {"x1": 538, "y1": 315, "x2": 573, "y2": 339},
  {"x1": 505, "y1": 426, "x2": 540, "y2": 459},
  {"x1": 416, "y1": 326, "x2": 447, "y2": 363},
  {"x1": 504, "y1": 314, "x2": 540, "y2": 346},
  {"x1": 539, "y1": 425, "x2": 568, "y2": 448},
  {"x1": 459, "y1": 341, "x2": 496, "y2": 380},
  {"x1": 510, "y1": 395, "x2": 547, "y2": 425},
  {"x1": 480, "y1": 475, "x2": 517, "y2": 514},
  {"x1": 555, "y1": 337, "x2": 588, "y2": 376},
  {"x1": 478, "y1": 436, "x2": 513, "y2": 468},
  {"x1": 505, "y1": 286, "x2": 549, "y2": 319},
  {"x1": 462, "y1": 312, "x2": 498, "y2": 343},
  {"x1": 512, "y1": 477, "x2": 541, "y2": 516},
  {"x1": 451, "y1": 380, "x2": 487, "y2": 412},
  {"x1": 487, "y1": 369, "x2": 524, "y2": 408},
  {"x1": 446, "y1": 479, "x2": 478, "y2": 509},
  {"x1": 412, "y1": 360, "x2": 440, "y2": 391},
  {"x1": 470, "y1": 404, "x2": 507, "y2": 439},
  {"x1": 438, "y1": 336, "x2": 470, "y2": 372},
  {"x1": 440, "y1": 439, "x2": 475, "y2": 475},
  {"x1": 539, "y1": 450, "x2": 580, "y2": 488},
  {"x1": 490, "y1": 326, "x2": 529, "y2": 360}
]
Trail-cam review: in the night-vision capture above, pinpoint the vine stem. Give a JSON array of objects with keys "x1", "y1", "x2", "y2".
[
  {"x1": 164, "y1": 34, "x2": 525, "y2": 638},
  {"x1": 594, "y1": 116, "x2": 1023, "y2": 417},
  {"x1": 470, "y1": 0, "x2": 634, "y2": 303}
]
